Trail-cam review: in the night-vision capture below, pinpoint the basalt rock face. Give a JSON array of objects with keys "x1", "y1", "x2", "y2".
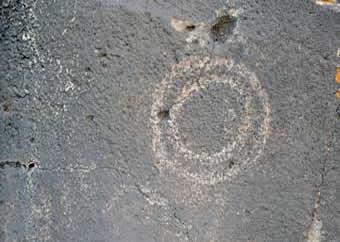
[{"x1": 1, "y1": 0, "x2": 340, "y2": 241}]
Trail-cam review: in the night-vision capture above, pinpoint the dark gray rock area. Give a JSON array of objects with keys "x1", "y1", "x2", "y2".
[{"x1": 1, "y1": 0, "x2": 339, "y2": 241}]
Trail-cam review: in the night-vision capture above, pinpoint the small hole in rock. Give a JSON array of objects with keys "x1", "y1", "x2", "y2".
[
  {"x1": 3, "y1": 104, "x2": 10, "y2": 112},
  {"x1": 158, "y1": 109, "x2": 170, "y2": 120},
  {"x1": 186, "y1": 25, "x2": 196, "y2": 31},
  {"x1": 30, "y1": 137, "x2": 35, "y2": 143},
  {"x1": 228, "y1": 161, "x2": 235, "y2": 168},
  {"x1": 86, "y1": 115, "x2": 95, "y2": 121},
  {"x1": 28, "y1": 163, "x2": 35, "y2": 169},
  {"x1": 99, "y1": 52, "x2": 108, "y2": 57},
  {"x1": 244, "y1": 209, "x2": 251, "y2": 214}
]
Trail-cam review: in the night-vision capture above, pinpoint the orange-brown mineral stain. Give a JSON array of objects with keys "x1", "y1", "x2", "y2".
[
  {"x1": 319, "y1": 0, "x2": 336, "y2": 3},
  {"x1": 336, "y1": 66, "x2": 340, "y2": 83},
  {"x1": 336, "y1": 89, "x2": 340, "y2": 98},
  {"x1": 316, "y1": 0, "x2": 337, "y2": 4}
]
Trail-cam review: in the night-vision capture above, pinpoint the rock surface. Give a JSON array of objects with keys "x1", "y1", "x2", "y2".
[{"x1": 1, "y1": 0, "x2": 340, "y2": 241}]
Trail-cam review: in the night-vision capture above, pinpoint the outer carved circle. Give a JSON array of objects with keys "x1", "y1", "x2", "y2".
[{"x1": 151, "y1": 56, "x2": 270, "y2": 184}]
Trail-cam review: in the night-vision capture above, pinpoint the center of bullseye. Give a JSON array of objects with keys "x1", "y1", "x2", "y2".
[{"x1": 175, "y1": 83, "x2": 242, "y2": 156}]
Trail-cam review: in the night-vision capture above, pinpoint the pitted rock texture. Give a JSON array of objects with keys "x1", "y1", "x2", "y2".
[{"x1": 1, "y1": 0, "x2": 340, "y2": 241}]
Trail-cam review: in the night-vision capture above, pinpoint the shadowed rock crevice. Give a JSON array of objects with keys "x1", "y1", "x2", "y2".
[
  {"x1": 304, "y1": 188, "x2": 323, "y2": 242},
  {"x1": 0, "y1": 160, "x2": 38, "y2": 170},
  {"x1": 210, "y1": 12, "x2": 237, "y2": 42}
]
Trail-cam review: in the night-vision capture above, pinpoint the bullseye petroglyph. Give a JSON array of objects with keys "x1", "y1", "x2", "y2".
[{"x1": 151, "y1": 56, "x2": 271, "y2": 185}]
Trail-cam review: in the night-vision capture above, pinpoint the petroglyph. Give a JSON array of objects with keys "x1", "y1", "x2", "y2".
[{"x1": 151, "y1": 56, "x2": 271, "y2": 185}]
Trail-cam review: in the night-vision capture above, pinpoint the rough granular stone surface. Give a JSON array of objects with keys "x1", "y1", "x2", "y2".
[{"x1": 1, "y1": 0, "x2": 340, "y2": 241}]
